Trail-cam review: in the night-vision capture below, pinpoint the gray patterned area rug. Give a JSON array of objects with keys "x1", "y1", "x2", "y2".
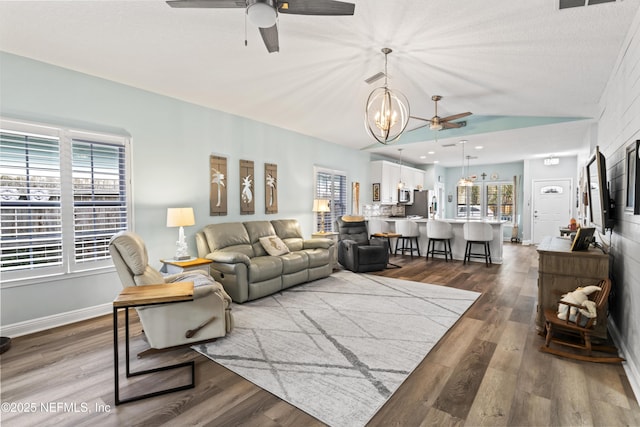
[{"x1": 193, "y1": 270, "x2": 480, "y2": 427}]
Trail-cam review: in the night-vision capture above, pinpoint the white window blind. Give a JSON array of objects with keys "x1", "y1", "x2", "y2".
[
  {"x1": 314, "y1": 167, "x2": 347, "y2": 232},
  {"x1": 72, "y1": 138, "x2": 128, "y2": 265},
  {"x1": 0, "y1": 120, "x2": 131, "y2": 282},
  {"x1": 1, "y1": 130, "x2": 63, "y2": 274}
]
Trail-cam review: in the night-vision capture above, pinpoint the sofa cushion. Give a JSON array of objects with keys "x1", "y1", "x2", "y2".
[
  {"x1": 303, "y1": 248, "x2": 330, "y2": 268},
  {"x1": 259, "y1": 235, "x2": 290, "y2": 256},
  {"x1": 249, "y1": 256, "x2": 283, "y2": 282},
  {"x1": 271, "y1": 219, "x2": 305, "y2": 252},
  {"x1": 280, "y1": 251, "x2": 308, "y2": 274},
  {"x1": 245, "y1": 221, "x2": 277, "y2": 257},
  {"x1": 203, "y1": 223, "x2": 254, "y2": 258}
]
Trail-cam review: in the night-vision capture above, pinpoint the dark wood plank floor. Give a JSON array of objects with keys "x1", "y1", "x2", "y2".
[{"x1": 1, "y1": 243, "x2": 639, "y2": 426}]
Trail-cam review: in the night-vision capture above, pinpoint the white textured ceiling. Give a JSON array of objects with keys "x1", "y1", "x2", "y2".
[{"x1": 0, "y1": 0, "x2": 638, "y2": 166}]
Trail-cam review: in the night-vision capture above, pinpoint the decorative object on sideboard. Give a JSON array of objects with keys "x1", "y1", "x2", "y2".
[
  {"x1": 166, "y1": 207, "x2": 195, "y2": 260},
  {"x1": 240, "y1": 159, "x2": 255, "y2": 215},
  {"x1": 364, "y1": 48, "x2": 410, "y2": 145},
  {"x1": 312, "y1": 198, "x2": 331, "y2": 233},
  {"x1": 210, "y1": 155, "x2": 227, "y2": 216}
]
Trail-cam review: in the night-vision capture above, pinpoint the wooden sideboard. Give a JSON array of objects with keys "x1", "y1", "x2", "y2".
[{"x1": 536, "y1": 236, "x2": 610, "y2": 338}]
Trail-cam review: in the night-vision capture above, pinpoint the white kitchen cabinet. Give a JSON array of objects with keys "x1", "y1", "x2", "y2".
[{"x1": 371, "y1": 160, "x2": 425, "y2": 204}]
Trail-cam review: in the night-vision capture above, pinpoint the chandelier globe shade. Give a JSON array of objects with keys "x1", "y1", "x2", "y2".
[{"x1": 364, "y1": 48, "x2": 410, "y2": 145}]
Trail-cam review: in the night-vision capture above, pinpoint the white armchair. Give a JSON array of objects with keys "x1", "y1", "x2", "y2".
[{"x1": 109, "y1": 231, "x2": 233, "y2": 350}]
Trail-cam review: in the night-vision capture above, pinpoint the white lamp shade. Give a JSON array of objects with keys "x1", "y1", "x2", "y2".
[
  {"x1": 166, "y1": 207, "x2": 195, "y2": 227},
  {"x1": 312, "y1": 199, "x2": 331, "y2": 213}
]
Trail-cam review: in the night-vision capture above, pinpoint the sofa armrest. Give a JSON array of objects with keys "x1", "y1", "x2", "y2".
[
  {"x1": 370, "y1": 238, "x2": 389, "y2": 251},
  {"x1": 206, "y1": 251, "x2": 251, "y2": 267},
  {"x1": 303, "y1": 238, "x2": 334, "y2": 250}
]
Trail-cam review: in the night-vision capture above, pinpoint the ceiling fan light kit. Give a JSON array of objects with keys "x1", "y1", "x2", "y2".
[
  {"x1": 247, "y1": 0, "x2": 277, "y2": 28},
  {"x1": 364, "y1": 48, "x2": 410, "y2": 145},
  {"x1": 166, "y1": 0, "x2": 355, "y2": 53}
]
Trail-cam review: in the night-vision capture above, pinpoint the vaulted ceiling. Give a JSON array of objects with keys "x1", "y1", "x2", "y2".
[{"x1": 1, "y1": 0, "x2": 638, "y2": 166}]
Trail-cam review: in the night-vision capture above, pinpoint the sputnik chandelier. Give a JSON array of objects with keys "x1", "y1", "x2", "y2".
[{"x1": 364, "y1": 48, "x2": 410, "y2": 145}]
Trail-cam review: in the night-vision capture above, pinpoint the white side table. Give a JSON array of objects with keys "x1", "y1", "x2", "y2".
[
  {"x1": 311, "y1": 231, "x2": 339, "y2": 270},
  {"x1": 160, "y1": 258, "x2": 212, "y2": 274}
]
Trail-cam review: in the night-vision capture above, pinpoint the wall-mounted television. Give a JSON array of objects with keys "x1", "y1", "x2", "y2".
[{"x1": 586, "y1": 146, "x2": 615, "y2": 234}]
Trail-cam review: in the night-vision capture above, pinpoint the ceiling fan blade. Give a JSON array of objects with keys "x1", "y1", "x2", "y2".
[
  {"x1": 259, "y1": 24, "x2": 279, "y2": 53},
  {"x1": 277, "y1": 0, "x2": 355, "y2": 15},
  {"x1": 407, "y1": 122, "x2": 431, "y2": 132},
  {"x1": 442, "y1": 121, "x2": 467, "y2": 129},
  {"x1": 441, "y1": 112, "x2": 472, "y2": 122},
  {"x1": 409, "y1": 115, "x2": 432, "y2": 123},
  {"x1": 166, "y1": 0, "x2": 246, "y2": 8}
]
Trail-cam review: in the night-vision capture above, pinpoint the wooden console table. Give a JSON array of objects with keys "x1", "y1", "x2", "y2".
[
  {"x1": 113, "y1": 282, "x2": 195, "y2": 405},
  {"x1": 536, "y1": 236, "x2": 610, "y2": 338}
]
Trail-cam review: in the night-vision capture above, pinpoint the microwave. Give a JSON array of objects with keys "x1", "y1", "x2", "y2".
[{"x1": 398, "y1": 188, "x2": 413, "y2": 204}]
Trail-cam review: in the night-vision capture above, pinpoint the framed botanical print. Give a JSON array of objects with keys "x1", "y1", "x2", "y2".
[
  {"x1": 265, "y1": 163, "x2": 278, "y2": 214},
  {"x1": 240, "y1": 159, "x2": 254, "y2": 215},
  {"x1": 372, "y1": 183, "x2": 380, "y2": 202},
  {"x1": 210, "y1": 155, "x2": 227, "y2": 216}
]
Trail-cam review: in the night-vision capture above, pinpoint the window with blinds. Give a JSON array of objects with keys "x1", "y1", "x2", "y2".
[
  {"x1": 0, "y1": 120, "x2": 130, "y2": 282},
  {"x1": 72, "y1": 139, "x2": 128, "y2": 264},
  {"x1": 0, "y1": 131, "x2": 63, "y2": 274},
  {"x1": 314, "y1": 167, "x2": 347, "y2": 232}
]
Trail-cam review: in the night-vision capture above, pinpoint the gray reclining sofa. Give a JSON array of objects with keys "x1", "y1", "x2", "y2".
[{"x1": 196, "y1": 219, "x2": 334, "y2": 303}]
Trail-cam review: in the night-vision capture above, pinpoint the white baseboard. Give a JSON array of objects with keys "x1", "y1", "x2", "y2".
[
  {"x1": 0, "y1": 303, "x2": 111, "y2": 338},
  {"x1": 609, "y1": 319, "x2": 640, "y2": 403}
]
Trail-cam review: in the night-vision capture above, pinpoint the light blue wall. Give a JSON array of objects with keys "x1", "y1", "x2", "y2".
[{"x1": 0, "y1": 52, "x2": 371, "y2": 326}]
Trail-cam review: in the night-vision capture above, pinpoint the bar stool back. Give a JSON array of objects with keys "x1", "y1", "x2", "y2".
[
  {"x1": 463, "y1": 222, "x2": 493, "y2": 266},
  {"x1": 395, "y1": 220, "x2": 421, "y2": 258},
  {"x1": 426, "y1": 220, "x2": 453, "y2": 261}
]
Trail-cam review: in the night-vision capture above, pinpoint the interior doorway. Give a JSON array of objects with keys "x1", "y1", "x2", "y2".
[{"x1": 532, "y1": 179, "x2": 572, "y2": 244}]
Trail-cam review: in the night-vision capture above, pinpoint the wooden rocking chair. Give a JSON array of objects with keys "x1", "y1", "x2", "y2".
[{"x1": 540, "y1": 278, "x2": 625, "y2": 363}]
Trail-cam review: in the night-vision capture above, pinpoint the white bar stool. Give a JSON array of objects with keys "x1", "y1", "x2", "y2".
[
  {"x1": 463, "y1": 222, "x2": 493, "y2": 266},
  {"x1": 426, "y1": 220, "x2": 453, "y2": 262},
  {"x1": 394, "y1": 220, "x2": 421, "y2": 258}
]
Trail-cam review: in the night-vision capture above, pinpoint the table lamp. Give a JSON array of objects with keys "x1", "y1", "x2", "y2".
[
  {"x1": 166, "y1": 207, "x2": 195, "y2": 260},
  {"x1": 312, "y1": 199, "x2": 331, "y2": 232}
]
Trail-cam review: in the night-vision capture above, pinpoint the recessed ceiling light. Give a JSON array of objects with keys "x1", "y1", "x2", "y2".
[
  {"x1": 475, "y1": 146, "x2": 483, "y2": 150},
  {"x1": 428, "y1": 151, "x2": 435, "y2": 155},
  {"x1": 433, "y1": 160, "x2": 440, "y2": 164},
  {"x1": 419, "y1": 155, "x2": 426, "y2": 159}
]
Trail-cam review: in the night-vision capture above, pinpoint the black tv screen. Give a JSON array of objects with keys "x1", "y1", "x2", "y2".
[{"x1": 586, "y1": 146, "x2": 614, "y2": 234}]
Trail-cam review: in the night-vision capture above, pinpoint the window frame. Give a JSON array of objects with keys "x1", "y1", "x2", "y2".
[
  {"x1": 313, "y1": 166, "x2": 347, "y2": 232},
  {"x1": 1, "y1": 118, "x2": 132, "y2": 285},
  {"x1": 456, "y1": 180, "x2": 514, "y2": 220}
]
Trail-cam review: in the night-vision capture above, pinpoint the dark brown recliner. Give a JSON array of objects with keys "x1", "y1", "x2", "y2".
[{"x1": 335, "y1": 216, "x2": 389, "y2": 272}]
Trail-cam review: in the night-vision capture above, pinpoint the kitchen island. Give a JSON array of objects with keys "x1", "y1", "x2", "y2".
[{"x1": 376, "y1": 217, "x2": 507, "y2": 264}]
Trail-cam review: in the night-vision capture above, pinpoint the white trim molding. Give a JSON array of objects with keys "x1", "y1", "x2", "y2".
[
  {"x1": 0, "y1": 303, "x2": 111, "y2": 338},
  {"x1": 609, "y1": 319, "x2": 640, "y2": 404}
]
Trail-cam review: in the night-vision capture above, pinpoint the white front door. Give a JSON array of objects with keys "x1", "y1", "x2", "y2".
[{"x1": 532, "y1": 179, "x2": 572, "y2": 244}]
